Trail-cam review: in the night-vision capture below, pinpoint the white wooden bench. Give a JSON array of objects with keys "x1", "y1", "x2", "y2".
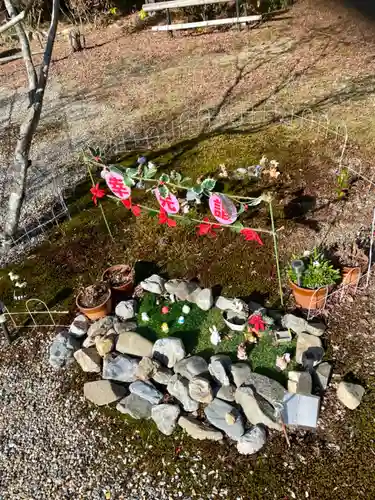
[{"x1": 142, "y1": 0, "x2": 262, "y2": 33}]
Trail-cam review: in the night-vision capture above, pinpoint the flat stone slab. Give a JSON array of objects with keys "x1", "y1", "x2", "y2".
[
  {"x1": 178, "y1": 416, "x2": 223, "y2": 441},
  {"x1": 235, "y1": 386, "x2": 282, "y2": 431},
  {"x1": 116, "y1": 332, "x2": 153, "y2": 358},
  {"x1": 204, "y1": 398, "x2": 244, "y2": 440},
  {"x1": 337, "y1": 381, "x2": 365, "y2": 410},
  {"x1": 84, "y1": 380, "x2": 127, "y2": 406}
]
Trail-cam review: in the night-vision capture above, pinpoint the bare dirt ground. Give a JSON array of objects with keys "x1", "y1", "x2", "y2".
[{"x1": 2, "y1": 0, "x2": 375, "y2": 243}]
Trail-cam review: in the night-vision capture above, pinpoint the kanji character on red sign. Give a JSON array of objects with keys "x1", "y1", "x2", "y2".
[
  {"x1": 213, "y1": 199, "x2": 230, "y2": 221},
  {"x1": 159, "y1": 194, "x2": 177, "y2": 213},
  {"x1": 107, "y1": 176, "x2": 131, "y2": 199}
]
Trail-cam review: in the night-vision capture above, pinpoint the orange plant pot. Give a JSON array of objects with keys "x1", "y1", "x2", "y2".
[
  {"x1": 102, "y1": 265, "x2": 134, "y2": 294},
  {"x1": 289, "y1": 280, "x2": 329, "y2": 310},
  {"x1": 76, "y1": 289, "x2": 112, "y2": 321},
  {"x1": 342, "y1": 266, "x2": 361, "y2": 287}
]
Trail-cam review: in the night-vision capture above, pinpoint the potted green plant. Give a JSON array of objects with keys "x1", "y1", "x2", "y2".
[{"x1": 288, "y1": 248, "x2": 341, "y2": 309}]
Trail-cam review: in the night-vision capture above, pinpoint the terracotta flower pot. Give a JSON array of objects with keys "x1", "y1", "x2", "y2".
[
  {"x1": 289, "y1": 280, "x2": 329, "y2": 310},
  {"x1": 76, "y1": 289, "x2": 112, "y2": 321},
  {"x1": 102, "y1": 264, "x2": 134, "y2": 293},
  {"x1": 342, "y1": 266, "x2": 361, "y2": 286}
]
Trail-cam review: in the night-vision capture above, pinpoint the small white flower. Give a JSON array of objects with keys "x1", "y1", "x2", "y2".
[
  {"x1": 100, "y1": 167, "x2": 109, "y2": 179},
  {"x1": 182, "y1": 205, "x2": 190, "y2": 214},
  {"x1": 209, "y1": 326, "x2": 221, "y2": 346},
  {"x1": 259, "y1": 155, "x2": 267, "y2": 167},
  {"x1": 15, "y1": 281, "x2": 27, "y2": 288},
  {"x1": 313, "y1": 260, "x2": 320, "y2": 267},
  {"x1": 303, "y1": 250, "x2": 311, "y2": 257},
  {"x1": 269, "y1": 159, "x2": 279, "y2": 169}
]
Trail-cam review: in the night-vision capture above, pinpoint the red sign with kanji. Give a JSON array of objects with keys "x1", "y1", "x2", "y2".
[
  {"x1": 209, "y1": 194, "x2": 237, "y2": 224},
  {"x1": 155, "y1": 189, "x2": 180, "y2": 214},
  {"x1": 105, "y1": 172, "x2": 131, "y2": 200}
]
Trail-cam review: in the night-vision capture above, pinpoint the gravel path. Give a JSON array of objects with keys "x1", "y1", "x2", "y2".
[{"x1": 0, "y1": 330, "x2": 229, "y2": 500}]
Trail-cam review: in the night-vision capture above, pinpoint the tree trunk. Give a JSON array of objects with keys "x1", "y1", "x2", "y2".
[{"x1": 3, "y1": 0, "x2": 60, "y2": 245}]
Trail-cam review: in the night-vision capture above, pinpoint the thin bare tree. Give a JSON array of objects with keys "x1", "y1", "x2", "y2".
[{"x1": 2, "y1": 0, "x2": 60, "y2": 246}]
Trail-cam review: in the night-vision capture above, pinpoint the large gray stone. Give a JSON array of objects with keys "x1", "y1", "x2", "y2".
[
  {"x1": 296, "y1": 333, "x2": 323, "y2": 364},
  {"x1": 152, "y1": 366, "x2": 173, "y2": 385},
  {"x1": 129, "y1": 380, "x2": 163, "y2": 405},
  {"x1": 245, "y1": 373, "x2": 287, "y2": 406},
  {"x1": 204, "y1": 398, "x2": 244, "y2": 440},
  {"x1": 189, "y1": 377, "x2": 213, "y2": 403},
  {"x1": 187, "y1": 287, "x2": 202, "y2": 303},
  {"x1": 84, "y1": 380, "x2": 127, "y2": 406},
  {"x1": 215, "y1": 384, "x2": 236, "y2": 402},
  {"x1": 116, "y1": 394, "x2": 153, "y2": 419},
  {"x1": 231, "y1": 363, "x2": 252, "y2": 387},
  {"x1": 178, "y1": 416, "x2": 223, "y2": 442},
  {"x1": 195, "y1": 288, "x2": 213, "y2": 311},
  {"x1": 152, "y1": 337, "x2": 185, "y2": 368},
  {"x1": 236, "y1": 425, "x2": 267, "y2": 455},
  {"x1": 115, "y1": 300, "x2": 137, "y2": 321},
  {"x1": 282, "y1": 314, "x2": 326, "y2": 337},
  {"x1": 74, "y1": 348, "x2": 101, "y2": 373},
  {"x1": 235, "y1": 386, "x2": 282, "y2": 431},
  {"x1": 116, "y1": 332, "x2": 153, "y2": 358},
  {"x1": 69, "y1": 314, "x2": 89, "y2": 338},
  {"x1": 151, "y1": 404, "x2": 180, "y2": 435},
  {"x1": 136, "y1": 357, "x2": 161, "y2": 380},
  {"x1": 103, "y1": 353, "x2": 139, "y2": 382},
  {"x1": 165, "y1": 279, "x2": 199, "y2": 301},
  {"x1": 337, "y1": 382, "x2": 365, "y2": 410},
  {"x1": 49, "y1": 331, "x2": 80, "y2": 369},
  {"x1": 167, "y1": 374, "x2": 199, "y2": 412},
  {"x1": 209, "y1": 355, "x2": 232, "y2": 386},
  {"x1": 174, "y1": 356, "x2": 208, "y2": 381},
  {"x1": 88, "y1": 316, "x2": 113, "y2": 338},
  {"x1": 315, "y1": 362, "x2": 332, "y2": 390},
  {"x1": 140, "y1": 274, "x2": 166, "y2": 294},
  {"x1": 113, "y1": 318, "x2": 138, "y2": 335},
  {"x1": 287, "y1": 371, "x2": 312, "y2": 394}
]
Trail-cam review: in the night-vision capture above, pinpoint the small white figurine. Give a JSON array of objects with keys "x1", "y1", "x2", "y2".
[
  {"x1": 141, "y1": 312, "x2": 150, "y2": 322},
  {"x1": 209, "y1": 325, "x2": 221, "y2": 346}
]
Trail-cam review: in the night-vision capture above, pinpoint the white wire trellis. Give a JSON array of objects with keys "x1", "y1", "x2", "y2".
[{"x1": 4, "y1": 298, "x2": 69, "y2": 329}]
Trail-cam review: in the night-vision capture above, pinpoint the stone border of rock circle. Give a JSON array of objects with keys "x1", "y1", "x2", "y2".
[{"x1": 49, "y1": 275, "x2": 365, "y2": 456}]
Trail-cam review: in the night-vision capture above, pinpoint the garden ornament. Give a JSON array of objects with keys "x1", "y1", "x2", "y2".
[
  {"x1": 161, "y1": 322, "x2": 169, "y2": 334},
  {"x1": 182, "y1": 305, "x2": 191, "y2": 315},
  {"x1": 209, "y1": 325, "x2": 221, "y2": 346},
  {"x1": 291, "y1": 259, "x2": 305, "y2": 286},
  {"x1": 161, "y1": 306, "x2": 169, "y2": 314},
  {"x1": 237, "y1": 342, "x2": 248, "y2": 360},
  {"x1": 141, "y1": 312, "x2": 150, "y2": 322},
  {"x1": 177, "y1": 316, "x2": 185, "y2": 325}
]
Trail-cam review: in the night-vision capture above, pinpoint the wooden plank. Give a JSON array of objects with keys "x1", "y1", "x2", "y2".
[
  {"x1": 151, "y1": 15, "x2": 262, "y2": 30},
  {"x1": 143, "y1": 0, "x2": 229, "y2": 12}
]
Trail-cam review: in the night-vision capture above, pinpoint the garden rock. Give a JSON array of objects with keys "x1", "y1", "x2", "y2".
[
  {"x1": 152, "y1": 366, "x2": 173, "y2": 385},
  {"x1": 82, "y1": 336, "x2": 95, "y2": 348},
  {"x1": 113, "y1": 318, "x2": 138, "y2": 335},
  {"x1": 165, "y1": 280, "x2": 198, "y2": 301},
  {"x1": 287, "y1": 371, "x2": 312, "y2": 394},
  {"x1": 136, "y1": 357, "x2": 162, "y2": 380},
  {"x1": 337, "y1": 381, "x2": 365, "y2": 409},
  {"x1": 95, "y1": 335, "x2": 114, "y2": 357},
  {"x1": 129, "y1": 380, "x2": 163, "y2": 405},
  {"x1": 103, "y1": 353, "x2": 139, "y2": 383},
  {"x1": 209, "y1": 355, "x2": 232, "y2": 386},
  {"x1": 282, "y1": 314, "x2": 326, "y2": 337},
  {"x1": 174, "y1": 356, "x2": 208, "y2": 381},
  {"x1": 116, "y1": 331, "x2": 153, "y2": 358},
  {"x1": 178, "y1": 416, "x2": 223, "y2": 441},
  {"x1": 167, "y1": 375, "x2": 199, "y2": 412},
  {"x1": 140, "y1": 274, "x2": 166, "y2": 295},
  {"x1": 236, "y1": 425, "x2": 267, "y2": 455},
  {"x1": 245, "y1": 373, "x2": 287, "y2": 406},
  {"x1": 88, "y1": 316, "x2": 113, "y2": 338},
  {"x1": 116, "y1": 394, "x2": 153, "y2": 419},
  {"x1": 151, "y1": 404, "x2": 180, "y2": 435},
  {"x1": 215, "y1": 384, "x2": 236, "y2": 402},
  {"x1": 215, "y1": 297, "x2": 248, "y2": 314},
  {"x1": 189, "y1": 377, "x2": 213, "y2": 403},
  {"x1": 204, "y1": 398, "x2": 244, "y2": 440},
  {"x1": 195, "y1": 288, "x2": 213, "y2": 311},
  {"x1": 296, "y1": 332, "x2": 323, "y2": 364},
  {"x1": 115, "y1": 300, "x2": 137, "y2": 321},
  {"x1": 152, "y1": 337, "x2": 186, "y2": 368},
  {"x1": 315, "y1": 362, "x2": 332, "y2": 390},
  {"x1": 187, "y1": 287, "x2": 202, "y2": 303},
  {"x1": 69, "y1": 314, "x2": 89, "y2": 338},
  {"x1": 235, "y1": 386, "x2": 282, "y2": 431},
  {"x1": 49, "y1": 332, "x2": 80, "y2": 369},
  {"x1": 231, "y1": 363, "x2": 252, "y2": 387},
  {"x1": 84, "y1": 380, "x2": 127, "y2": 406},
  {"x1": 74, "y1": 348, "x2": 101, "y2": 373}
]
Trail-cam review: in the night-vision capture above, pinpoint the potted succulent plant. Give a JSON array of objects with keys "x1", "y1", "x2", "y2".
[
  {"x1": 102, "y1": 264, "x2": 134, "y2": 293},
  {"x1": 76, "y1": 282, "x2": 112, "y2": 320},
  {"x1": 288, "y1": 248, "x2": 341, "y2": 309},
  {"x1": 333, "y1": 241, "x2": 368, "y2": 286}
]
